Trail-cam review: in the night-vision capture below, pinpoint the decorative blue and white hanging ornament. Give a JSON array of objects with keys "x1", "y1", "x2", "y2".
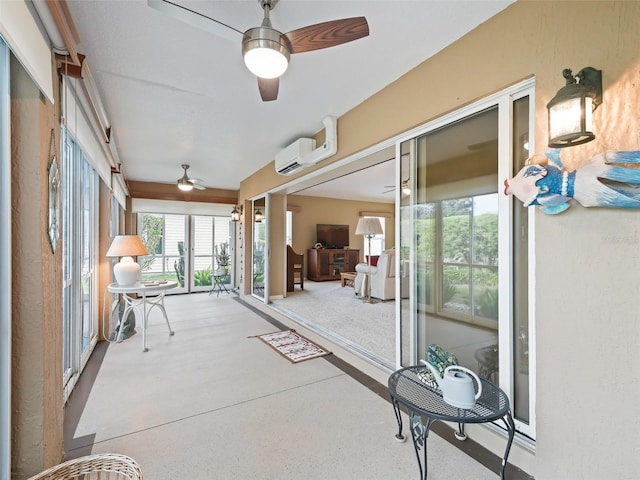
[{"x1": 504, "y1": 150, "x2": 640, "y2": 214}]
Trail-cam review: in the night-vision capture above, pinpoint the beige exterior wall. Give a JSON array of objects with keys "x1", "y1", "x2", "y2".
[
  {"x1": 10, "y1": 54, "x2": 64, "y2": 475},
  {"x1": 239, "y1": 2, "x2": 640, "y2": 478}
]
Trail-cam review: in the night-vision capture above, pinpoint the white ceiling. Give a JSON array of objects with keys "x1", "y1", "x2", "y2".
[
  {"x1": 64, "y1": 0, "x2": 514, "y2": 199},
  {"x1": 287, "y1": 151, "x2": 393, "y2": 203}
]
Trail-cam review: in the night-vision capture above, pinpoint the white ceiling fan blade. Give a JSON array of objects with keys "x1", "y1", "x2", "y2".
[
  {"x1": 147, "y1": 0, "x2": 242, "y2": 43},
  {"x1": 192, "y1": 183, "x2": 206, "y2": 191}
]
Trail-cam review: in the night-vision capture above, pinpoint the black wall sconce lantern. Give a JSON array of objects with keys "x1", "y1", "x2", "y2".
[
  {"x1": 254, "y1": 209, "x2": 264, "y2": 223},
  {"x1": 547, "y1": 67, "x2": 602, "y2": 148},
  {"x1": 231, "y1": 205, "x2": 242, "y2": 222}
]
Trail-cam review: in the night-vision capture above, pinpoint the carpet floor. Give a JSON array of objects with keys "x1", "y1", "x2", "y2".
[{"x1": 270, "y1": 280, "x2": 397, "y2": 367}]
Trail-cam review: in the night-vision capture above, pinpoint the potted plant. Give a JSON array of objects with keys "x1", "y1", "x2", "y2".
[{"x1": 215, "y1": 242, "x2": 231, "y2": 275}]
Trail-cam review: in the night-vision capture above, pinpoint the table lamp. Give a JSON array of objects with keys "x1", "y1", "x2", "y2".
[
  {"x1": 106, "y1": 235, "x2": 149, "y2": 286},
  {"x1": 355, "y1": 217, "x2": 383, "y2": 303}
]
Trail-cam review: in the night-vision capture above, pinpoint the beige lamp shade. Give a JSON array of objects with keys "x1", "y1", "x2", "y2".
[
  {"x1": 106, "y1": 235, "x2": 149, "y2": 257},
  {"x1": 106, "y1": 235, "x2": 149, "y2": 286},
  {"x1": 355, "y1": 217, "x2": 383, "y2": 236}
]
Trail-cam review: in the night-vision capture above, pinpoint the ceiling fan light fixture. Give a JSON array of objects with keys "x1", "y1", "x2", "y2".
[
  {"x1": 243, "y1": 27, "x2": 290, "y2": 79},
  {"x1": 177, "y1": 164, "x2": 194, "y2": 191},
  {"x1": 177, "y1": 178, "x2": 193, "y2": 191}
]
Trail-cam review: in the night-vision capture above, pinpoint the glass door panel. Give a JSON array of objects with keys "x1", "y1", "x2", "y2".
[
  {"x1": 213, "y1": 218, "x2": 231, "y2": 288},
  {"x1": 139, "y1": 213, "x2": 187, "y2": 293},
  {"x1": 192, "y1": 216, "x2": 214, "y2": 292},
  {"x1": 80, "y1": 160, "x2": 96, "y2": 354},
  {"x1": 165, "y1": 214, "x2": 187, "y2": 292},
  {"x1": 191, "y1": 216, "x2": 231, "y2": 292},
  {"x1": 332, "y1": 253, "x2": 345, "y2": 274},
  {"x1": 512, "y1": 95, "x2": 531, "y2": 428},
  {"x1": 252, "y1": 197, "x2": 267, "y2": 301},
  {"x1": 417, "y1": 107, "x2": 499, "y2": 370},
  {"x1": 398, "y1": 140, "x2": 413, "y2": 367}
]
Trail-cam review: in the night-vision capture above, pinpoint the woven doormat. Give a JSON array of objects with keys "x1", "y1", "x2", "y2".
[{"x1": 257, "y1": 330, "x2": 331, "y2": 363}]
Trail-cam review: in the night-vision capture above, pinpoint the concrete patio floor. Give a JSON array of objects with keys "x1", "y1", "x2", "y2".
[{"x1": 64, "y1": 292, "x2": 528, "y2": 479}]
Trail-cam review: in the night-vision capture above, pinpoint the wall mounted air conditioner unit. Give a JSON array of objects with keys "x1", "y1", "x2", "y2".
[
  {"x1": 275, "y1": 138, "x2": 316, "y2": 175},
  {"x1": 275, "y1": 116, "x2": 338, "y2": 176}
]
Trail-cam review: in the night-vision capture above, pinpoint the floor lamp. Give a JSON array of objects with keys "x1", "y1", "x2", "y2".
[{"x1": 355, "y1": 217, "x2": 383, "y2": 304}]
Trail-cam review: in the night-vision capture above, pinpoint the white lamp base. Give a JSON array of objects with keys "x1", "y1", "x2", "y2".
[{"x1": 113, "y1": 256, "x2": 141, "y2": 286}]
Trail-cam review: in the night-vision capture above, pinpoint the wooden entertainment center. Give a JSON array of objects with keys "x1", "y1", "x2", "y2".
[{"x1": 307, "y1": 248, "x2": 360, "y2": 281}]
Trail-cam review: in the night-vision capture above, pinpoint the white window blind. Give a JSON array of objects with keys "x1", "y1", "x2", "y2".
[
  {"x1": 112, "y1": 175, "x2": 127, "y2": 209},
  {"x1": 0, "y1": 2, "x2": 54, "y2": 102},
  {"x1": 62, "y1": 77, "x2": 112, "y2": 187},
  {"x1": 131, "y1": 198, "x2": 233, "y2": 216}
]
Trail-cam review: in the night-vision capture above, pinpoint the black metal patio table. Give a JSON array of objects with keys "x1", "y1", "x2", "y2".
[{"x1": 388, "y1": 365, "x2": 515, "y2": 479}]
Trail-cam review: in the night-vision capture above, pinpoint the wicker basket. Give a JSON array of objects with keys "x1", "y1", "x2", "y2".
[{"x1": 27, "y1": 453, "x2": 143, "y2": 480}]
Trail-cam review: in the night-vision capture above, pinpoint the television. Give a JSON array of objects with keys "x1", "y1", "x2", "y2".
[{"x1": 316, "y1": 224, "x2": 349, "y2": 249}]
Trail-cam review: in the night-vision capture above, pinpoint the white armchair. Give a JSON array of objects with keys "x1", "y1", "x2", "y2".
[{"x1": 354, "y1": 249, "x2": 408, "y2": 301}]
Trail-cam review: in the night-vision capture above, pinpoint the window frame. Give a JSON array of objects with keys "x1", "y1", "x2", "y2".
[{"x1": 0, "y1": 36, "x2": 11, "y2": 480}]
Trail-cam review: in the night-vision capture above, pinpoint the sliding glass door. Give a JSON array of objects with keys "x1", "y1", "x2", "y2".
[
  {"x1": 192, "y1": 215, "x2": 231, "y2": 292},
  {"x1": 138, "y1": 213, "x2": 231, "y2": 293},
  {"x1": 62, "y1": 128, "x2": 99, "y2": 401},
  {"x1": 138, "y1": 213, "x2": 187, "y2": 293},
  {"x1": 252, "y1": 197, "x2": 267, "y2": 301},
  {"x1": 397, "y1": 80, "x2": 535, "y2": 438}
]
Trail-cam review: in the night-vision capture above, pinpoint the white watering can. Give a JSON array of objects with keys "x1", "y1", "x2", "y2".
[{"x1": 420, "y1": 361, "x2": 482, "y2": 410}]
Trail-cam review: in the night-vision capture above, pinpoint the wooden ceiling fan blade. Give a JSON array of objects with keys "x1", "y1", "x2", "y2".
[
  {"x1": 147, "y1": 0, "x2": 243, "y2": 42},
  {"x1": 286, "y1": 17, "x2": 369, "y2": 54},
  {"x1": 258, "y1": 77, "x2": 279, "y2": 102}
]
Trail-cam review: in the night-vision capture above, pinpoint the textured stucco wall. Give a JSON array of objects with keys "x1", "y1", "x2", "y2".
[
  {"x1": 239, "y1": 2, "x2": 640, "y2": 478},
  {"x1": 10, "y1": 52, "x2": 64, "y2": 477}
]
